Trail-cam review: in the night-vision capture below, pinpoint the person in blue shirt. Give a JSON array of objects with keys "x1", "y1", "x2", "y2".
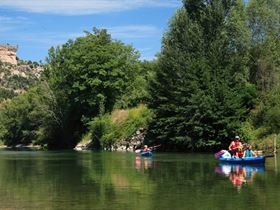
[{"x1": 243, "y1": 144, "x2": 257, "y2": 157}]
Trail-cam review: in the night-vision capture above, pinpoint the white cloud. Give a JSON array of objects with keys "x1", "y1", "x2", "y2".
[
  {"x1": 0, "y1": 0, "x2": 180, "y2": 15},
  {"x1": 0, "y1": 15, "x2": 30, "y2": 32},
  {"x1": 2, "y1": 31, "x2": 83, "y2": 46},
  {"x1": 2, "y1": 24, "x2": 160, "y2": 47},
  {"x1": 0, "y1": 16, "x2": 28, "y2": 23}
]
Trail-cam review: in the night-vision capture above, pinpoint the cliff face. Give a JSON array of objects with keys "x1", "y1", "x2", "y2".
[
  {"x1": 0, "y1": 45, "x2": 17, "y2": 65},
  {"x1": 0, "y1": 60, "x2": 43, "y2": 102},
  {"x1": 0, "y1": 44, "x2": 44, "y2": 102}
]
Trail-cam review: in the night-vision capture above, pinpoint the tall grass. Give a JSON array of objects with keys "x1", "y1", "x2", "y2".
[
  {"x1": 84, "y1": 104, "x2": 153, "y2": 149},
  {"x1": 240, "y1": 119, "x2": 279, "y2": 154}
]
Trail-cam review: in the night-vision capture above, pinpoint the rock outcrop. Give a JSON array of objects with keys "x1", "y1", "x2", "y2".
[
  {"x1": 74, "y1": 128, "x2": 146, "y2": 152},
  {"x1": 0, "y1": 44, "x2": 17, "y2": 65},
  {"x1": 0, "y1": 50, "x2": 43, "y2": 102},
  {"x1": 112, "y1": 128, "x2": 146, "y2": 152}
]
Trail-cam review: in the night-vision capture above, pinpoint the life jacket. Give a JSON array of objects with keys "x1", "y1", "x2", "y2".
[
  {"x1": 244, "y1": 149, "x2": 254, "y2": 157},
  {"x1": 229, "y1": 141, "x2": 241, "y2": 150}
]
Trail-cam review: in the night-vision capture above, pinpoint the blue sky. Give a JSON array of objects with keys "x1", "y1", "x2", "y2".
[{"x1": 0, "y1": 0, "x2": 181, "y2": 62}]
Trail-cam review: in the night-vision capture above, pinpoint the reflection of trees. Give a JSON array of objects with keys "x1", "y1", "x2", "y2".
[
  {"x1": 148, "y1": 156, "x2": 220, "y2": 209},
  {"x1": 0, "y1": 151, "x2": 155, "y2": 209},
  {"x1": 0, "y1": 151, "x2": 95, "y2": 209},
  {"x1": 1, "y1": 152, "x2": 280, "y2": 209},
  {"x1": 148, "y1": 154, "x2": 280, "y2": 210}
]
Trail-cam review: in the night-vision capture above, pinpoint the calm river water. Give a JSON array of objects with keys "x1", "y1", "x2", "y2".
[{"x1": 0, "y1": 150, "x2": 279, "y2": 210}]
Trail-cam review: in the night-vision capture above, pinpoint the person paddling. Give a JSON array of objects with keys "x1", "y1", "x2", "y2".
[
  {"x1": 228, "y1": 136, "x2": 243, "y2": 158},
  {"x1": 135, "y1": 144, "x2": 161, "y2": 153},
  {"x1": 143, "y1": 145, "x2": 150, "y2": 152},
  {"x1": 243, "y1": 144, "x2": 257, "y2": 157}
]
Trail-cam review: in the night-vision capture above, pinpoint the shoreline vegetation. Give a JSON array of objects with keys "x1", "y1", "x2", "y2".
[
  {"x1": 0, "y1": 0, "x2": 280, "y2": 153},
  {"x1": 0, "y1": 144, "x2": 42, "y2": 150}
]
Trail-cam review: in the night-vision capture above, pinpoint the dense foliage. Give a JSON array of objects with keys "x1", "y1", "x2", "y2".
[
  {"x1": 87, "y1": 104, "x2": 153, "y2": 150},
  {"x1": 0, "y1": 82, "x2": 61, "y2": 147},
  {"x1": 240, "y1": 0, "x2": 280, "y2": 149},
  {"x1": 0, "y1": 1, "x2": 279, "y2": 151},
  {"x1": 43, "y1": 28, "x2": 148, "y2": 148},
  {"x1": 0, "y1": 28, "x2": 149, "y2": 148},
  {"x1": 147, "y1": 0, "x2": 279, "y2": 151}
]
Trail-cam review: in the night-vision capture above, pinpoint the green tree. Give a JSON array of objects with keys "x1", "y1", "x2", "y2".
[
  {"x1": 147, "y1": 0, "x2": 254, "y2": 151},
  {"x1": 45, "y1": 28, "x2": 141, "y2": 148},
  {"x1": 114, "y1": 60, "x2": 156, "y2": 108},
  {"x1": 247, "y1": 0, "x2": 280, "y2": 94},
  {"x1": 242, "y1": 0, "x2": 280, "y2": 143},
  {"x1": 0, "y1": 82, "x2": 61, "y2": 147}
]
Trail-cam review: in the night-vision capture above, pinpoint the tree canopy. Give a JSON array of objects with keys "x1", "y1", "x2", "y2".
[
  {"x1": 0, "y1": 28, "x2": 147, "y2": 149},
  {"x1": 0, "y1": 1, "x2": 279, "y2": 151},
  {"x1": 147, "y1": 0, "x2": 257, "y2": 151}
]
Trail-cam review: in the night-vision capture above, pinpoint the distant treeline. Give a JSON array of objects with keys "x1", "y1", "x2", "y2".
[{"x1": 0, "y1": 0, "x2": 279, "y2": 151}]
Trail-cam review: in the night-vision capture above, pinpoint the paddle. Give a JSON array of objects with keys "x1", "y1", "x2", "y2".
[
  {"x1": 135, "y1": 144, "x2": 161, "y2": 153},
  {"x1": 149, "y1": 144, "x2": 161, "y2": 150}
]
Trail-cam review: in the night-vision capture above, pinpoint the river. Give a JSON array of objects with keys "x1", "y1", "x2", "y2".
[{"x1": 0, "y1": 150, "x2": 279, "y2": 210}]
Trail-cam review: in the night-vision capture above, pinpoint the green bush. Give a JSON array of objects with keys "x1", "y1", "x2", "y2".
[
  {"x1": 87, "y1": 104, "x2": 153, "y2": 149},
  {"x1": 248, "y1": 134, "x2": 280, "y2": 154},
  {"x1": 0, "y1": 82, "x2": 62, "y2": 147}
]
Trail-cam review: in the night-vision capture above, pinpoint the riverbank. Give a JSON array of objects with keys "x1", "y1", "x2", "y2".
[
  {"x1": 75, "y1": 127, "x2": 146, "y2": 152},
  {"x1": 0, "y1": 144, "x2": 43, "y2": 151}
]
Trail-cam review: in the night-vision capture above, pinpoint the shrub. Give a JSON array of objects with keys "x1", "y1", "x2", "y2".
[{"x1": 86, "y1": 104, "x2": 153, "y2": 149}]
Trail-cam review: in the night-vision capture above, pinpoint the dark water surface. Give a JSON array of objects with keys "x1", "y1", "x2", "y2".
[{"x1": 0, "y1": 151, "x2": 279, "y2": 210}]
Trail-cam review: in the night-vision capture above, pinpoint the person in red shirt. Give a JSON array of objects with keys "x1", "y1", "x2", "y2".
[
  {"x1": 228, "y1": 136, "x2": 243, "y2": 158},
  {"x1": 143, "y1": 145, "x2": 150, "y2": 152}
]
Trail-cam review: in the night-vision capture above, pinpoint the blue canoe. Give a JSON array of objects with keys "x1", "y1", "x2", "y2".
[
  {"x1": 219, "y1": 156, "x2": 265, "y2": 164},
  {"x1": 141, "y1": 151, "x2": 153, "y2": 157}
]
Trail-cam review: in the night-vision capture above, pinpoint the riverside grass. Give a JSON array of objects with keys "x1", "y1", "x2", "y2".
[{"x1": 80, "y1": 104, "x2": 153, "y2": 149}]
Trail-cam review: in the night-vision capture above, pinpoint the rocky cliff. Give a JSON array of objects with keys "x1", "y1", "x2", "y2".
[
  {"x1": 0, "y1": 44, "x2": 17, "y2": 65},
  {"x1": 0, "y1": 55, "x2": 43, "y2": 102}
]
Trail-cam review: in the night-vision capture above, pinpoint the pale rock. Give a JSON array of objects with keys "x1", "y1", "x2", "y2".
[{"x1": 0, "y1": 44, "x2": 17, "y2": 65}]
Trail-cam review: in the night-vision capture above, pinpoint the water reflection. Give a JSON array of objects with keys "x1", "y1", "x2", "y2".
[
  {"x1": 274, "y1": 154, "x2": 278, "y2": 174},
  {"x1": 215, "y1": 163, "x2": 265, "y2": 190},
  {"x1": 135, "y1": 156, "x2": 153, "y2": 171}
]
